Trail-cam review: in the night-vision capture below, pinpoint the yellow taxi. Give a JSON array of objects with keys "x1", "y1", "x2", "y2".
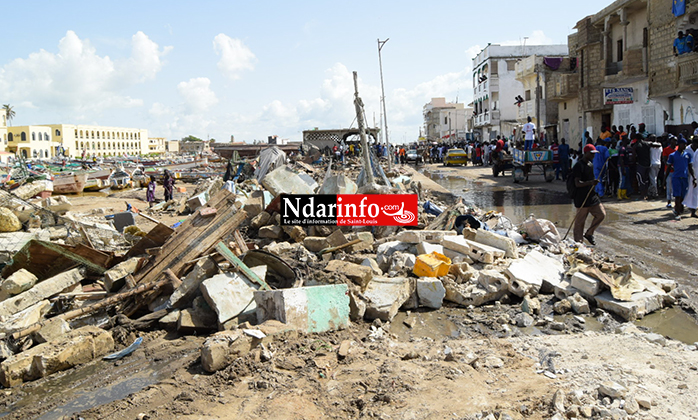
[{"x1": 443, "y1": 148, "x2": 468, "y2": 166}]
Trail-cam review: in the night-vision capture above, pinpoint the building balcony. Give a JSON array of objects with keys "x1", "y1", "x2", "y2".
[
  {"x1": 516, "y1": 101, "x2": 535, "y2": 120},
  {"x1": 549, "y1": 72, "x2": 579, "y2": 101},
  {"x1": 678, "y1": 52, "x2": 698, "y2": 88},
  {"x1": 473, "y1": 110, "x2": 500, "y2": 127}
]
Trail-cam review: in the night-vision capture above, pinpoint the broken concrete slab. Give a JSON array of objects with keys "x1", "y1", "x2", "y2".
[
  {"x1": 177, "y1": 307, "x2": 218, "y2": 334},
  {"x1": 462, "y1": 239, "x2": 505, "y2": 263},
  {"x1": 158, "y1": 309, "x2": 180, "y2": 330},
  {"x1": 553, "y1": 280, "x2": 578, "y2": 300},
  {"x1": 417, "y1": 278, "x2": 446, "y2": 309},
  {"x1": 395, "y1": 230, "x2": 457, "y2": 244},
  {"x1": 361, "y1": 257, "x2": 382, "y2": 276},
  {"x1": 505, "y1": 250, "x2": 564, "y2": 297},
  {"x1": 363, "y1": 276, "x2": 414, "y2": 321},
  {"x1": 303, "y1": 236, "x2": 329, "y2": 253},
  {"x1": 0, "y1": 300, "x2": 50, "y2": 334},
  {"x1": 646, "y1": 277, "x2": 677, "y2": 293},
  {"x1": 258, "y1": 225, "x2": 283, "y2": 239},
  {"x1": 347, "y1": 285, "x2": 367, "y2": 321},
  {"x1": 261, "y1": 166, "x2": 316, "y2": 196},
  {"x1": 473, "y1": 229, "x2": 519, "y2": 259},
  {"x1": 478, "y1": 270, "x2": 509, "y2": 293},
  {"x1": 442, "y1": 277, "x2": 507, "y2": 307},
  {"x1": 376, "y1": 241, "x2": 412, "y2": 271},
  {"x1": 390, "y1": 252, "x2": 416, "y2": 274},
  {"x1": 0, "y1": 268, "x2": 84, "y2": 318},
  {"x1": 318, "y1": 174, "x2": 358, "y2": 195},
  {"x1": 442, "y1": 236, "x2": 471, "y2": 255},
  {"x1": 103, "y1": 258, "x2": 141, "y2": 292},
  {"x1": 282, "y1": 225, "x2": 306, "y2": 243},
  {"x1": 168, "y1": 257, "x2": 218, "y2": 309},
  {"x1": 324, "y1": 260, "x2": 373, "y2": 289},
  {"x1": 346, "y1": 231, "x2": 374, "y2": 252},
  {"x1": 571, "y1": 272, "x2": 603, "y2": 297},
  {"x1": 0, "y1": 325, "x2": 113, "y2": 387},
  {"x1": 242, "y1": 195, "x2": 264, "y2": 218},
  {"x1": 255, "y1": 284, "x2": 349, "y2": 333},
  {"x1": 569, "y1": 293, "x2": 590, "y2": 314},
  {"x1": 201, "y1": 329, "x2": 254, "y2": 373},
  {"x1": 200, "y1": 272, "x2": 259, "y2": 325},
  {"x1": 0, "y1": 268, "x2": 38, "y2": 297},
  {"x1": 250, "y1": 211, "x2": 272, "y2": 229},
  {"x1": 33, "y1": 318, "x2": 71, "y2": 344},
  {"x1": 417, "y1": 242, "x2": 444, "y2": 255},
  {"x1": 442, "y1": 248, "x2": 474, "y2": 264},
  {"x1": 326, "y1": 229, "x2": 348, "y2": 247},
  {"x1": 595, "y1": 290, "x2": 665, "y2": 321}
]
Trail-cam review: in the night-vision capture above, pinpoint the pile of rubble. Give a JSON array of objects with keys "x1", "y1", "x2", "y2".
[{"x1": 0, "y1": 161, "x2": 687, "y2": 392}]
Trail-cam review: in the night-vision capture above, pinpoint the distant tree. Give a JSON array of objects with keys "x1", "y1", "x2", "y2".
[
  {"x1": 2, "y1": 104, "x2": 15, "y2": 126},
  {"x1": 181, "y1": 135, "x2": 203, "y2": 142}
]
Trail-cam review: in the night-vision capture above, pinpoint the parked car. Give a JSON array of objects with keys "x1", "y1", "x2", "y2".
[
  {"x1": 443, "y1": 148, "x2": 468, "y2": 166},
  {"x1": 406, "y1": 149, "x2": 423, "y2": 164}
]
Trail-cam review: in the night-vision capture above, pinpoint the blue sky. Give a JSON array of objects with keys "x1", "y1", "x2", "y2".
[{"x1": 0, "y1": 0, "x2": 613, "y2": 144}]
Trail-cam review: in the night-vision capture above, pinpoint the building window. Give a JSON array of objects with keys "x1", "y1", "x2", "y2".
[
  {"x1": 8, "y1": 133, "x2": 13, "y2": 142},
  {"x1": 617, "y1": 39, "x2": 623, "y2": 62},
  {"x1": 32, "y1": 132, "x2": 36, "y2": 141},
  {"x1": 525, "y1": 90, "x2": 531, "y2": 101},
  {"x1": 564, "y1": 102, "x2": 567, "y2": 110},
  {"x1": 56, "y1": 129, "x2": 61, "y2": 137},
  {"x1": 21, "y1": 132, "x2": 26, "y2": 141},
  {"x1": 507, "y1": 60, "x2": 516, "y2": 71}
]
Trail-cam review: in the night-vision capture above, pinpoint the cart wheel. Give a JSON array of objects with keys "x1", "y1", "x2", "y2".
[
  {"x1": 513, "y1": 167, "x2": 525, "y2": 183},
  {"x1": 544, "y1": 165, "x2": 554, "y2": 182}
]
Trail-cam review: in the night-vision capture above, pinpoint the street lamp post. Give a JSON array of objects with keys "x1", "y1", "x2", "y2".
[{"x1": 378, "y1": 38, "x2": 392, "y2": 171}]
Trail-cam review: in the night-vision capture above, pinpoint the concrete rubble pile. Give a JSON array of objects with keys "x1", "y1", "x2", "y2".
[{"x1": 0, "y1": 158, "x2": 688, "y2": 390}]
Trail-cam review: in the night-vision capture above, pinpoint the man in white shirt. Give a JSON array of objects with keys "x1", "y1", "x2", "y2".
[
  {"x1": 523, "y1": 116, "x2": 536, "y2": 150},
  {"x1": 649, "y1": 140, "x2": 663, "y2": 198}
]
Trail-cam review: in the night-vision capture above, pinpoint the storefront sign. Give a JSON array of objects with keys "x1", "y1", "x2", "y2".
[{"x1": 604, "y1": 88, "x2": 634, "y2": 105}]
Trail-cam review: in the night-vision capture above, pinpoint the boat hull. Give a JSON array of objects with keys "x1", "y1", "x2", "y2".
[{"x1": 53, "y1": 173, "x2": 88, "y2": 194}]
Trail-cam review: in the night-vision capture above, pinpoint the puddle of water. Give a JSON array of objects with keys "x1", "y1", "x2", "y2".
[
  {"x1": 636, "y1": 307, "x2": 698, "y2": 344},
  {"x1": 391, "y1": 310, "x2": 459, "y2": 341},
  {"x1": 0, "y1": 357, "x2": 168, "y2": 420}
]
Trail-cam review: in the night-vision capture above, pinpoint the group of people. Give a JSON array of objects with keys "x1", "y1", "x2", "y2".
[
  {"x1": 145, "y1": 170, "x2": 176, "y2": 208},
  {"x1": 572, "y1": 122, "x2": 698, "y2": 246}
]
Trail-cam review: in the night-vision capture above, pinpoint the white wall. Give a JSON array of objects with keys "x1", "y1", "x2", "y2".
[{"x1": 612, "y1": 81, "x2": 664, "y2": 135}]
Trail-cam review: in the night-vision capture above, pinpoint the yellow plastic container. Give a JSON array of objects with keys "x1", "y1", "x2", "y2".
[{"x1": 413, "y1": 252, "x2": 452, "y2": 277}]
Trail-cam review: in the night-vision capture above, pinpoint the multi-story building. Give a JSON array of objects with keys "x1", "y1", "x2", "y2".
[
  {"x1": 166, "y1": 140, "x2": 180, "y2": 153},
  {"x1": 7, "y1": 125, "x2": 57, "y2": 159},
  {"x1": 46, "y1": 124, "x2": 148, "y2": 158},
  {"x1": 545, "y1": 52, "x2": 582, "y2": 143},
  {"x1": 180, "y1": 141, "x2": 210, "y2": 155},
  {"x1": 515, "y1": 53, "x2": 567, "y2": 143},
  {"x1": 423, "y1": 98, "x2": 469, "y2": 142},
  {"x1": 648, "y1": 0, "x2": 698, "y2": 134},
  {"x1": 147, "y1": 137, "x2": 167, "y2": 154},
  {"x1": 472, "y1": 44, "x2": 567, "y2": 141}
]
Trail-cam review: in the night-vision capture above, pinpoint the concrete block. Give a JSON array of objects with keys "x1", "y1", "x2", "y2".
[
  {"x1": 254, "y1": 284, "x2": 349, "y2": 332},
  {"x1": 242, "y1": 195, "x2": 264, "y2": 218},
  {"x1": 250, "y1": 211, "x2": 271, "y2": 229},
  {"x1": 158, "y1": 309, "x2": 180, "y2": 330},
  {"x1": 303, "y1": 236, "x2": 330, "y2": 253},
  {"x1": 168, "y1": 258, "x2": 218, "y2": 309},
  {"x1": 258, "y1": 225, "x2": 283, "y2": 239},
  {"x1": 347, "y1": 231, "x2": 374, "y2": 252},
  {"x1": 417, "y1": 242, "x2": 444, "y2": 255},
  {"x1": 442, "y1": 277, "x2": 507, "y2": 307},
  {"x1": 505, "y1": 250, "x2": 564, "y2": 297},
  {"x1": 417, "y1": 278, "x2": 446, "y2": 309},
  {"x1": 442, "y1": 248, "x2": 473, "y2": 264},
  {"x1": 478, "y1": 270, "x2": 509, "y2": 293},
  {"x1": 187, "y1": 193, "x2": 208, "y2": 212},
  {"x1": 1, "y1": 269, "x2": 38, "y2": 296},
  {"x1": 553, "y1": 280, "x2": 578, "y2": 300},
  {"x1": 0, "y1": 300, "x2": 51, "y2": 334},
  {"x1": 442, "y1": 236, "x2": 471, "y2": 255},
  {"x1": 177, "y1": 307, "x2": 218, "y2": 334},
  {"x1": 390, "y1": 252, "x2": 416, "y2": 273},
  {"x1": 103, "y1": 258, "x2": 140, "y2": 292},
  {"x1": 361, "y1": 258, "x2": 382, "y2": 276},
  {"x1": 33, "y1": 318, "x2": 71, "y2": 344},
  {"x1": 363, "y1": 276, "x2": 414, "y2": 321},
  {"x1": 462, "y1": 239, "x2": 505, "y2": 263},
  {"x1": 324, "y1": 260, "x2": 373, "y2": 289},
  {"x1": 201, "y1": 330, "x2": 255, "y2": 373},
  {"x1": 200, "y1": 273, "x2": 259, "y2": 325},
  {"x1": 262, "y1": 166, "x2": 316, "y2": 196},
  {"x1": 0, "y1": 268, "x2": 84, "y2": 319},
  {"x1": 376, "y1": 240, "x2": 412, "y2": 271},
  {"x1": 473, "y1": 229, "x2": 519, "y2": 259},
  {"x1": 112, "y1": 212, "x2": 137, "y2": 233},
  {"x1": 571, "y1": 272, "x2": 603, "y2": 297},
  {"x1": 569, "y1": 293, "x2": 590, "y2": 314},
  {"x1": 326, "y1": 229, "x2": 348, "y2": 247},
  {"x1": 595, "y1": 290, "x2": 665, "y2": 321},
  {"x1": 282, "y1": 225, "x2": 306, "y2": 243},
  {"x1": 0, "y1": 326, "x2": 113, "y2": 387},
  {"x1": 395, "y1": 230, "x2": 457, "y2": 244}
]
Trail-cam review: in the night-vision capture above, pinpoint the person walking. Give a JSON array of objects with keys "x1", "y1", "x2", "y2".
[
  {"x1": 663, "y1": 136, "x2": 678, "y2": 207},
  {"x1": 649, "y1": 139, "x2": 663, "y2": 198},
  {"x1": 163, "y1": 170, "x2": 175, "y2": 202},
  {"x1": 572, "y1": 144, "x2": 606, "y2": 245},
  {"x1": 684, "y1": 136, "x2": 698, "y2": 217},
  {"x1": 559, "y1": 138, "x2": 570, "y2": 180},
  {"x1": 634, "y1": 133, "x2": 652, "y2": 200},
  {"x1": 146, "y1": 176, "x2": 156, "y2": 208},
  {"x1": 550, "y1": 139, "x2": 561, "y2": 180},
  {"x1": 667, "y1": 137, "x2": 697, "y2": 219}
]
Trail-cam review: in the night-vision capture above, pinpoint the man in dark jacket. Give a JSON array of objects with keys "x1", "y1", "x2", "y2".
[{"x1": 572, "y1": 144, "x2": 606, "y2": 245}]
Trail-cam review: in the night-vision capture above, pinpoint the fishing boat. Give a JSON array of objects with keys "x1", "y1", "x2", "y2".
[
  {"x1": 52, "y1": 172, "x2": 88, "y2": 194},
  {"x1": 82, "y1": 178, "x2": 105, "y2": 192},
  {"x1": 108, "y1": 168, "x2": 132, "y2": 190}
]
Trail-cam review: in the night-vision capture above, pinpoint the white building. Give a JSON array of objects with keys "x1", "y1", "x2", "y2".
[
  {"x1": 423, "y1": 98, "x2": 469, "y2": 142},
  {"x1": 472, "y1": 44, "x2": 568, "y2": 141}
]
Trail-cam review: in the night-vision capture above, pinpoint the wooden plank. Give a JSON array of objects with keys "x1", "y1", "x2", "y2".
[
  {"x1": 133, "y1": 189, "x2": 247, "y2": 286},
  {"x1": 124, "y1": 223, "x2": 175, "y2": 259},
  {"x1": 215, "y1": 242, "x2": 271, "y2": 291}
]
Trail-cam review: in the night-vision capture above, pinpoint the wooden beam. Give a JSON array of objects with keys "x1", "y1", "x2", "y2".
[{"x1": 33, "y1": 240, "x2": 107, "y2": 274}]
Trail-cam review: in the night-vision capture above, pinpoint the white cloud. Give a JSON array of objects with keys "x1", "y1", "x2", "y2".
[
  {"x1": 0, "y1": 30, "x2": 170, "y2": 116},
  {"x1": 213, "y1": 34, "x2": 256, "y2": 80},
  {"x1": 177, "y1": 77, "x2": 218, "y2": 113}
]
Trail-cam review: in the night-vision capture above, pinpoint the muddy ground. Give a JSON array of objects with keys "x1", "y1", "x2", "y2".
[{"x1": 1, "y1": 168, "x2": 698, "y2": 419}]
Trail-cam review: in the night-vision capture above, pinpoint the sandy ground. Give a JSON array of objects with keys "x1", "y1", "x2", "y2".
[{"x1": 1, "y1": 169, "x2": 698, "y2": 419}]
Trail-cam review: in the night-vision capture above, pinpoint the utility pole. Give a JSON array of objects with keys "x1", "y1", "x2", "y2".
[
  {"x1": 378, "y1": 38, "x2": 392, "y2": 171},
  {"x1": 353, "y1": 71, "x2": 374, "y2": 185},
  {"x1": 535, "y1": 63, "x2": 542, "y2": 146}
]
